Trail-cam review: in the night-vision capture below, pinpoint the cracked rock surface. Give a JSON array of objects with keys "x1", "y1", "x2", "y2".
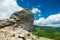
[
  {"x1": 0, "y1": 26, "x2": 53, "y2": 40},
  {"x1": 0, "y1": 9, "x2": 53, "y2": 40},
  {"x1": 0, "y1": 9, "x2": 34, "y2": 32}
]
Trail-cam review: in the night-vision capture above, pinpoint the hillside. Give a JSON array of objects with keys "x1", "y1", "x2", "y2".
[
  {"x1": 0, "y1": 9, "x2": 53, "y2": 40},
  {"x1": 32, "y1": 25, "x2": 60, "y2": 40}
]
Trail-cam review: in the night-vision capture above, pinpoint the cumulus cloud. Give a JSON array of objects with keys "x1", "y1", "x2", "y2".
[
  {"x1": 34, "y1": 13, "x2": 60, "y2": 27},
  {"x1": 0, "y1": 0, "x2": 23, "y2": 20},
  {"x1": 34, "y1": 18, "x2": 45, "y2": 25},
  {"x1": 31, "y1": 8, "x2": 41, "y2": 13}
]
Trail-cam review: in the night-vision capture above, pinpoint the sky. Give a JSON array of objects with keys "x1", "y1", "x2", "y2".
[{"x1": 0, "y1": 0, "x2": 60, "y2": 27}]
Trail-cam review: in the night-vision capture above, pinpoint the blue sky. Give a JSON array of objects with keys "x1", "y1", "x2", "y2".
[
  {"x1": 17, "y1": 0, "x2": 60, "y2": 27},
  {"x1": 17, "y1": 0, "x2": 60, "y2": 19},
  {"x1": 0, "y1": 0, "x2": 60, "y2": 27}
]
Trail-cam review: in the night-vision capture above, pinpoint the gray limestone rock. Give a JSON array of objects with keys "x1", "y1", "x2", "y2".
[
  {"x1": 0, "y1": 9, "x2": 54, "y2": 40},
  {"x1": 10, "y1": 9, "x2": 34, "y2": 31},
  {"x1": 0, "y1": 9, "x2": 34, "y2": 31}
]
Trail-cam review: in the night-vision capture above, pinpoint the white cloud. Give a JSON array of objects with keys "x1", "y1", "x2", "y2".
[
  {"x1": 34, "y1": 13, "x2": 60, "y2": 27},
  {"x1": 44, "y1": 13, "x2": 60, "y2": 24},
  {"x1": 31, "y1": 8, "x2": 41, "y2": 13},
  {"x1": 34, "y1": 18, "x2": 45, "y2": 25},
  {"x1": 0, "y1": 0, "x2": 23, "y2": 20}
]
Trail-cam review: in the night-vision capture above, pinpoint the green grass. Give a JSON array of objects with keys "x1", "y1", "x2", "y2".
[{"x1": 32, "y1": 25, "x2": 60, "y2": 40}]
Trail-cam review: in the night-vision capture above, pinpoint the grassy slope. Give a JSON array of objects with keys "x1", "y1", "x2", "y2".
[{"x1": 32, "y1": 25, "x2": 60, "y2": 40}]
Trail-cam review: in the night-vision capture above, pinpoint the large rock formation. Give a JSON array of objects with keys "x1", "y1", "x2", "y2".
[
  {"x1": 10, "y1": 9, "x2": 34, "y2": 31},
  {"x1": 0, "y1": 9, "x2": 34, "y2": 31},
  {"x1": 0, "y1": 9, "x2": 53, "y2": 40}
]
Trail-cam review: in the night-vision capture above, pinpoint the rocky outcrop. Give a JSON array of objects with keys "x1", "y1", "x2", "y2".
[
  {"x1": 0, "y1": 26, "x2": 53, "y2": 40},
  {"x1": 0, "y1": 9, "x2": 53, "y2": 40},
  {"x1": 10, "y1": 9, "x2": 34, "y2": 31},
  {"x1": 0, "y1": 9, "x2": 34, "y2": 31}
]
